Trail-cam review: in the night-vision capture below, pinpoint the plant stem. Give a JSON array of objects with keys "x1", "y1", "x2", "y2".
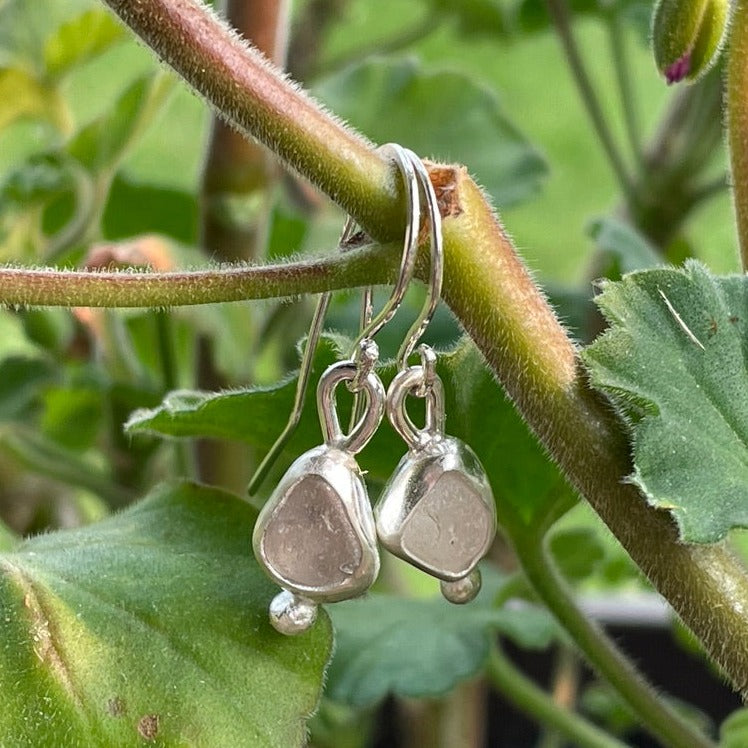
[
  {"x1": 487, "y1": 644, "x2": 627, "y2": 748},
  {"x1": 544, "y1": 0, "x2": 635, "y2": 202},
  {"x1": 727, "y1": 0, "x2": 748, "y2": 270},
  {"x1": 514, "y1": 536, "x2": 715, "y2": 748},
  {"x1": 100, "y1": 0, "x2": 402, "y2": 235},
  {"x1": 0, "y1": 243, "x2": 396, "y2": 307},
  {"x1": 606, "y1": 12, "x2": 641, "y2": 167}
]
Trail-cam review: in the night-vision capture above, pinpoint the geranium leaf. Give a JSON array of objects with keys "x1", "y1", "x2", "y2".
[
  {"x1": 128, "y1": 336, "x2": 575, "y2": 532},
  {"x1": 0, "y1": 481, "x2": 331, "y2": 745},
  {"x1": 326, "y1": 569, "x2": 557, "y2": 707},
  {"x1": 583, "y1": 260, "x2": 748, "y2": 542}
]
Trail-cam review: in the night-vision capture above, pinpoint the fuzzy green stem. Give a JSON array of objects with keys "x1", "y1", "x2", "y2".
[
  {"x1": 72, "y1": 0, "x2": 748, "y2": 699},
  {"x1": 0, "y1": 243, "x2": 395, "y2": 307},
  {"x1": 513, "y1": 536, "x2": 715, "y2": 748},
  {"x1": 487, "y1": 644, "x2": 628, "y2": 748},
  {"x1": 99, "y1": 0, "x2": 403, "y2": 236},
  {"x1": 727, "y1": 0, "x2": 748, "y2": 270},
  {"x1": 544, "y1": 0, "x2": 635, "y2": 202}
]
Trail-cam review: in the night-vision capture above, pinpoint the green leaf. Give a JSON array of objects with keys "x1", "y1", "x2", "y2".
[
  {"x1": 588, "y1": 216, "x2": 662, "y2": 279},
  {"x1": 0, "y1": 152, "x2": 73, "y2": 209},
  {"x1": 721, "y1": 709, "x2": 748, "y2": 747},
  {"x1": 44, "y1": 9, "x2": 124, "y2": 78},
  {"x1": 68, "y1": 73, "x2": 175, "y2": 174},
  {"x1": 326, "y1": 569, "x2": 556, "y2": 707},
  {"x1": 313, "y1": 57, "x2": 547, "y2": 207},
  {"x1": 426, "y1": 0, "x2": 511, "y2": 37},
  {"x1": 127, "y1": 336, "x2": 575, "y2": 532},
  {"x1": 0, "y1": 481, "x2": 331, "y2": 745},
  {"x1": 41, "y1": 387, "x2": 103, "y2": 451},
  {"x1": 0, "y1": 0, "x2": 92, "y2": 72},
  {"x1": 583, "y1": 260, "x2": 748, "y2": 542},
  {"x1": 0, "y1": 67, "x2": 63, "y2": 130},
  {"x1": 103, "y1": 174, "x2": 198, "y2": 244}
]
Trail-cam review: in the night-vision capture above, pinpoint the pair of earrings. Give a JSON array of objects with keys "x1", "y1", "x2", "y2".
[{"x1": 250, "y1": 145, "x2": 497, "y2": 635}]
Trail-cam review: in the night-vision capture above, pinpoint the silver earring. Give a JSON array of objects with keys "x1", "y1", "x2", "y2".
[
  {"x1": 252, "y1": 337, "x2": 384, "y2": 634},
  {"x1": 250, "y1": 144, "x2": 422, "y2": 634},
  {"x1": 374, "y1": 151, "x2": 497, "y2": 604}
]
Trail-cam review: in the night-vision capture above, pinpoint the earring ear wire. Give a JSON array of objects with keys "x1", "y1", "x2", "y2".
[
  {"x1": 248, "y1": 143, "x2": 422, "y2": 496},
  {"x1": 372, "y1": 149, "x2": 497, "y2": 605}
]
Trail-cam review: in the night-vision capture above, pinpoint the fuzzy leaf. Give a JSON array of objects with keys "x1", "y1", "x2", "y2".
[
  {"x1": 313, "y1": 57, "x2": 547, "y2": 207},
  {"x1": 583, "y1": 261, "x2": 748, "y2": 542},
  {"x1": 0, "y1": 482, "x2": 331, "y2": 745},
  {"x1": 128, "y1": 336, "x2": 575, "y2": 531},
  {"x1": 326, "y1": 571, "x2": 556, "y2": 707}
]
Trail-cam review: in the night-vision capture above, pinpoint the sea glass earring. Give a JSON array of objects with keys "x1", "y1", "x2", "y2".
[
  {"x1": 250, "y1": 144, "x2": 422, "y2": 634},
  {"x1": 374, "y1": 151, "x2": 497, "y2": 604}
]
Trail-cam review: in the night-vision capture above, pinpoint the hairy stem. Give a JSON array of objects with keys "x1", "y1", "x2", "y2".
[
  {"x1": 514, "y1": 537, "x2": 715, "y2": 748},
  {"x1": 72, "y1": 0, "x2": 748, "y2": 698},
  {"x1": 487, "y1": 645, "x2": 628, "y2": 748},
  {"x1": 727, "y1": 0, "x2": 748, "y2": 270},
  {"x1": 544, "y1": 0, "x2": 634, "y2": 202},
  {"x1": 100, "y1": 0, "x2": 402, "y2": 234},
  {"x1": 0, "y1": 244, "x2": 395, "y2": 307}
]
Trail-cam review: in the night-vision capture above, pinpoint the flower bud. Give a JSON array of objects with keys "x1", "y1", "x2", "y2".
[{"x1": 652, "y1": 0, "x2": 730, "y2": 84}]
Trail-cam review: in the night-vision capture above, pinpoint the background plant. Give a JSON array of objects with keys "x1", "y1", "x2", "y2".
[{"x1": 1, "y1": 0, "x2": 748, "y2": 745}]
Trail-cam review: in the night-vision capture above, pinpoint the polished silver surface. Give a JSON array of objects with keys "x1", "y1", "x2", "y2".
[
  {"x1": 441, "y1": 569, "x2": 482, "y2": 605},
  {"x1": 375, "y1": 435, "x2": 496, "y2": 581},
  {"x1": 318, "y1": 357, "x2": 385, "y2": 454},
  {"x1": 254, "y1": 356, "x2": 385, "y2": 633},
  {"x1": 386, "y1": 363, "x2": 445, "y2": 450},
  {"x1": 254, "y1": 445, "x2": 381, "y2": 605},
  {"x1": 269, "y1": 590, "x2": 318, "y2": 635},
  {"x1": 376, "y1": 364, "x2": 496, "y2": 599}
]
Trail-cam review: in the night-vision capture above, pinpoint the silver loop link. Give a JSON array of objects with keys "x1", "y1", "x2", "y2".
[
  {"x1": 317, "y1": 360, "x2": 385, "y2": 454},
  {"x1": 386, "y1": 364, "x2": 445, "y2": 451}
]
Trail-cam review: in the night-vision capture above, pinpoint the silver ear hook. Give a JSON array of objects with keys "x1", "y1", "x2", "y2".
[
  {"x1": 395, "y1": 149, "x2": 444, "y2": 370},
  {"x1": 349, "y1": 143, "x2": 421, "y2": 354},
  {"x1": 248, "y1": 144, "x2": 422, "y2": 496},
  {"x1": 374, "y1": 153, "x2": 496, "y2": 606}
]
